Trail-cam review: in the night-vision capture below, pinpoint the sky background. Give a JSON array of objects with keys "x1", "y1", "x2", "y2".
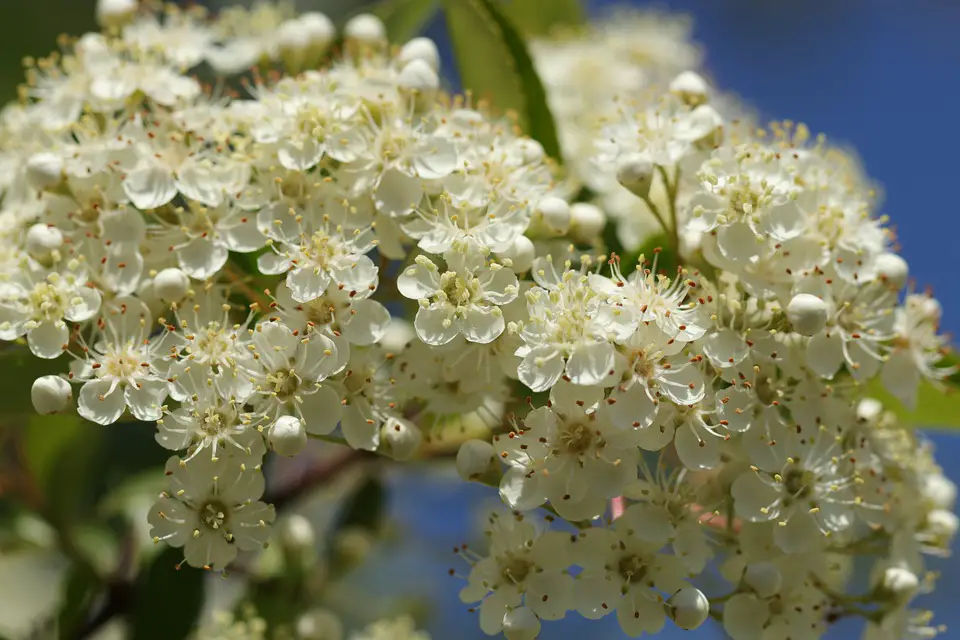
[{"x1": 0, "y1": 1, "x2": 959, "y2": 638}]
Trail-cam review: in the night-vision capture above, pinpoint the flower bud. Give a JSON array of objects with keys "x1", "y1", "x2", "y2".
[
  {"x1": 32, "y1": 375, "x2": 73, "y2": 415},
  {"x1": 856, "y1": 397, "x2": 884, "y2": 425},
  {"x1": 153, "y1": 267, "x2": 191, "y2": 302},
  {"x1": 517, "y1": 139, "x2": 545, "y2": 164},
  {"x1": 922, "y1": 473, "x2": 957, "y2": 510},
  {"x1": 495, "y1": 235, "x2": 535, "y2": 273},
  {"x1": 398, "y1": 59, "x2": 439, "y2": 105},
  {"x1": 398, "y1": 37, "x2": 441, "y2": 72},
  {"x1": 616, "y1": 154, "x2": 655, "y2": 199},
  {"x1": 744, "y1": 562, "x2": 782, "y2": 597},
  {"x1": 670, "y1": 71, "x2": 710, "y2": 106},
  {"x1": 502, "y1": 607, "x2": 540, "y2": 640},
  {"x1": 96, "y1": 0, "x2": 137, "y2": 28},
  {"x1": 279, "y1": 514, "x2": 316, "y2": 550},
  {"x1": 786, "y1": 293, "x2": 827, "y2": 336},
  {"x1": 297, "y1": 608, "x2": 343, "y2": 640},
  {"x1": 299, "y1": 12, "x2": 335, "y2": 53},
  {"x1": 534, "y1": 196, "x2": 571, "y2": 234},
  {"x1": 380, "y1": 318, "x2": 415, "y2": 352},
  {"x1": 667, "y1": 587, "x2": 710, "y2": 631},
  {"x1": 26, "y1": 152, "x2": 64, "y2": 191},
  {"x1": 928, "y1": 509, "x2": 959, "y2": 539},
  {"x1": 456, "y1": 439, "x2": 497, "y2": 482},
  {"x1": 25, "y1": 224, "x2": 64, "y2": 260},
  {"x1": 277, "y1": 19, "x2": 312, "y2": 73},
  {"x1": 381, "y1": 416, "x2": 422, "y2": 460},
  {"x1": 570, "y1": 203, "x2": 606, "y2": 242},
  {"x1": 878, "y1": 566, "x2": 919, "y2": 604},
  {"x1": 344, "y1": 14, "x2": 387, "y2": 54},
  {"x1": 876, "y1": 252, "x2": 909, "y2": 290},
  {"x1": 270, "y1": 415, "x2": 307, "y2": 457}
]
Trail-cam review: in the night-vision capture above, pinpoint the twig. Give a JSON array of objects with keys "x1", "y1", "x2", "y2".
[{"x1": 265, "y1": 448, "x2": 375, "y2": 510}]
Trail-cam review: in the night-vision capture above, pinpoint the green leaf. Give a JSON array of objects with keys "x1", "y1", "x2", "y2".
[
  {"x1": 499, "y1": 0, "x2": 585, "y2": 35},
  {"x1": 0, "y1": 345, "x2": 61, "y2": 419},
  {"x1": 622, "y1": 232, "x2": 680, "y2": 278},
  {"x1": 442, "y1": 0, "x2": 563, "y2": 160},
  {"x1": 57, "y1": 565, "x2": 100, "y2": 640},
  {"x1": 866, "y1": 353, "x2": 960, "y2": 429},
  {"x1": 374, "y1": 0, "x2": 439, "y2": 43},
  {"x1": 130, "y1": 546, "x2": 205, "y2": 640}
]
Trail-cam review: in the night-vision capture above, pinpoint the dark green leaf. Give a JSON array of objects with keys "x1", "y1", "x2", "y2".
[
  {"x1": 57, "y1": 565, "x2": 100, "y2": 640},
  {"x1": 335, "y1": 475, "x2": 386, "y2": 532},
  {"x1": 130, "y1": 546, "x2": 205, "y2": 640},
  {"x1": 0, "y1": 345, "x2": 62, "y2": 419},
  {"x1": 622, "y1": 232, "x2": 680, "y2": 278},
  {"x1": 375, "y1": 0, "x2": 439, "y2": 43},
  {"x1": 443, "y1": 0, "x2": 563, "y2": 160},
  {"x1": 499, "y1": 0, "x2": 585, "y2": 35}
]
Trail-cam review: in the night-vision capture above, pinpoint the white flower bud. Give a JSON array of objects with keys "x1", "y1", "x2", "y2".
[
  {"x1": 670, "y1": 71, "x2": 710, "y2": 105},
  {"x1": 495, "y1": 235, "x2": 535, "y2": 273},
  {"x1": 667, "y1": 587, "x2": 710, "y2": 631},
  {"x1": 876, "y1": 252, "x2": 909, "y2": 290},
  {"x1": 296, "y1": 608, "x2": 343, "y2": 640},
  {"x1": 456, "y1": 439, "x2": 497, "y2": 481},
  {"x1": 517, "y1": 139, "x2": 545, "y2": 164},
  {"x1": 922, "y1": 474, "x2": 957, "y2": 510},
  {"x1": 398, "y1": 59, "x2": 439, "y2": 103},
  {"x1": 786, "y1": 293, "x2": 827, "y2": 336},
  {"x1": 279, "y1": 514, "x2": 316, "y2": 550},
  {"x1": 32, "y1": 375, "x2": 73, "y2": 415},
  {"x1": 26, "y1": 152, "x2": 64, "y2": 190},
  {"x1": 25, "y1": 224, "x2": 64, "y2": 260},
  {"x1": 381, "y1": 416, "x2": 421, "y2": 460},
  {"x1": 277, "y1": 19, "x2": 312, "y2": 71},
  {"x1": 570, "y1": 203, "x2": 606, "y2": 242},
  {"x1": 928, "y1": 509, "x2": 959, "y2": 538},
  {"x1": 616, "y1": 154, "x2": 655, "y2": 199},
  {"x1": 153, "y1": 267, "x2": 190, "y2": 302},
  {"x1": 535, "y1": 196, "x2": 571, "y2": 234},
  {"x1": 344, "y1": 14, "x2": 387, "y2": 50},
  {"x1": 95, "y1": 0, "x2": 137, "y2": 28},
  {"x1": 744, "y1": 562, "x2": 782, "y2": 597},
  {"x1": 856, "y1": 397, "x2": 884, "y2": 425},
  {"x1": 270, "y1": 415, "x2": 307, "y2": 457},
  {"x1": 398, "y1": 37, "x2": 441, "y2": 72},
  {"x1": 299, "y1": 12, "x2": 335, "y2": 51},
  {"x1": 502, "y1": 607, "x2": 540, "y2": 640},
  {"x1": 879, "y1": 566, "x2": 919, "y2": 603}
]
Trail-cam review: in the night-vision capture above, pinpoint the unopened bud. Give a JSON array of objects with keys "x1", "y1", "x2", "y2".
[
  {"x1": 153, "y1": 267, "x2": 190, "y2": 302},
  {"x1": 96, "y1": 0, "x2": 137, "y2": 28},
  {"x1": 270, "y1": 415, "x2": 307, "y2": 457},
  {"x1": 26, "y1": 224, "x2": 63, "y2": 260},
  {"x1": 928, "y1": 509, "x2": 959, "y2": 539},
  {"x1": 786, "y1": 293, "x2": 827, "y2": 336},
  {"x1": 299, "y1": 12, "x2": 335, "y2": 53},
  {"x1": 876, "y1": 253, "x2": 909, "y2": 290},
  {"x1": 744, "y1": 562, "x2": 782, "y2": 597},
  {"x1": 456, "y1": 439, "x2": 497, "y2": 482},
  {"x1": 570, "y1": 203, "x2": 606, "y2": 242},
  {"x1": 856, "y1": 397, "x2": 884, "y2": 425},
  {"x1": 32, "y1": 375, "x2": 73, "y2": 415},
  {"x1": 670, "y1": 71, "x2": 710, "y2": 106},
  {"x1": 277, "y1": 19, "x2": 312, "y2": 73},
  {"x1": 502, "y1": 607, "x2": 540, "y2": 640},
  {"x1": 878, "y1": 566, "x2": 919, "y2": 604},
  {"x1": 534, "y1": 196, "x2": 571, "y2": 234},
  {"x1": 344, "y1": 14, "x2": 387, "y2": 55},
  {"x1": 398, "y1": 37, "x2": 441, "y2": 72},
  {"x1": 922, "y1": 474, "x2": 957, "y2": 510},
  {"x1": 25, "y1": 152, "x2": 64, "y2": 190},
  {"x1": 381, "y1": 416, "x2": 421, "y2": 460},
  {"x1": 495, "y1": 235, "x2": 535, "y2": 273},
  {"x1": 616, "y1": 154, "x2": 655, "y2": 199},
  {"x1": 398, "y1": 59, "x2": 439, "y2": 106},
  {"x1": 297, "y1": 609, "x2": 343, "y2": 640},
  {"x1": 279, "y1": 514, "x2": 316, "y2": 551},
  {"x1": 667, "y1": 587, "x2": 710, "y2": 631}
]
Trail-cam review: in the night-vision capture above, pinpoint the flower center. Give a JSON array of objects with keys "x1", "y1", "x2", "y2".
[
  {"x1": 100, "y1": 346, "x2": 144, "y2": 379},
  {"x1": 782, "y1": 467, "x2": 815, "y2": 505},
  {"x1": 200, "y1": 500, "x2": 229, "y2": 531},
  {"x1": 28, "y1": 280, "x2": 69, "y2": 321},
  {"x1": 499, "y1": 554, "x2": 532, "y2": 585},
  {"x1": 618, "y1": 554, "x2": 648, "y2": 584},
  {"x1": 559, "y1": 421, "x2": 595, "y2": 455},
  {"x1": 267, "y1": 369, "x2": 300, "y2": 400}
]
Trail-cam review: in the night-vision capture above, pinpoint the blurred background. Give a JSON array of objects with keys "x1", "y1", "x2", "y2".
[{"x1": 0, "y1": 0, "x2": 958, "y2": 638}]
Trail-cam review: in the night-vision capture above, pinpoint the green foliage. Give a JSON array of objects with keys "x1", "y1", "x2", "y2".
[
  {"x1": 621, "y1": 232, "x2": 681, "y2": 277},
  {"x1": 867, "y1": 356, "x2": 960, "y2": 429},
  {"x1": 375, "y1": 0, "x2": 439, "y2": 43},
  {"x1": 0, "y1": 346, "x2": 61, "y2": 419},
  {"x1": 499, "y1": 0, "x2": 585, "y2": 35},
  {"x1": 130, "y1": 546, "x2": 205, "y2": 640},
  {"x1": 57, "y1": 565, "x2": 100, "y2": 640},
  {"x1": 442, "y1": 0, "x2": 563, "y2": 161}
]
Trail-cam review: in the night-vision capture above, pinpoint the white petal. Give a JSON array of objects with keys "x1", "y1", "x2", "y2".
[
  {"x1": 518, "y1": 347, "x2": 564, "y2": 392},
  {"x1": 397, "y1": 261, "x2": 440, "y2": 299},
  {"x1": 527, "y1": 572, "x2": 573, "y2": 621},
  {"x1": 277, "y1": 138, "x2": 323, "y2": 172},
  {"x1": 65, "y1": 286, "x2": 101, "y2": 322},
  {"x1": 374, "y1": 168, "x2": 423, "y2": 217},
  {"x1": 124, "y1": 164, "x2": 176, "y2": 210},
  {"x1": 675, "y1": 423, "x2": 719, "y2": 470},
  {"x1": 499, "y1": 467, "x2": 546, "y2": 511},
  {"x1": 565, "y1": 342, "x2": 614, "y2": 387},
  {"x1": 342, "y1": 299, "x2": 390, "y2": 346},
  {"x1": 573, "y1": 574, "x2": 621, "y2": 619},
  {"x1": 78, "y1": 379, "x2": 125, "y2": 425},
  {"x1": 341, "y1": 401, "x2": 380, "y2": 451},
  {"x1": 617, "y1": 589, "x2": 666, "y2": 636},
  {"x1": 27, "y1": 320, "x2": 68, "y2": 359},
  {"x1": 124, "y1": 378, "x2": 167, "y2": 421},
  {"x1": 773, "y1": 511, "x2": 821, "y2": 553},
  {"x1": 414, "y1": 305, "x2": 458, "y2": 346},
  {"x1": 413, "y1": 136, "x2": 457, "y2": 179},
  {"x1": 178, "y1": 237, "x2": 228, "y2": 280},
  {"x1": 805, "y1": 331, "x2": 844, "y2": 379},
  {"x1": 299, "y1": 385, "x2": 343, "y2": 435},
  {"x1": 460, "y1": 305, "x2": 504, "y2": 344},
  {"x1": 286, "y1": 267, "x2": 332, "y2": 304},
  {"x1": 605, "y1": 384, "x2": 657, "y2": 431},
  {"x1": 881, "y1": 350, "x2": 921, "y2": 409}
]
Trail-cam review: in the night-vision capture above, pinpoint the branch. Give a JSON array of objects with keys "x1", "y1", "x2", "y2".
[{"x1": 265, "y1": 448, "x2": 376, "y2": 510}]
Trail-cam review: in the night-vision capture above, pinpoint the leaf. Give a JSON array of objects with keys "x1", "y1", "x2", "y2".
[
  {"x1": 130, "y1": 546, "x2": 205, "y2": 640},
  {"x1": 499, "y1": 0, "x2": 585, "y2": 36},
  {"x1": 442, "y1": 0, "x2": 563, "y2": 161},
  {"x1": 57, "y1": 565, "x2": 99, "y2": 640},
  {"x1": 622, "y1": 232, "x2": 680, "y2": 278},
  {"x1": 0, "y1": 345, "x2": 62, "y2": 419},
  {"x1": 866, "y1": 354, "x2": 960, "y2": 429},
  {"x1": 374, "y1": 0, "x2": 439, "y2": 43}
]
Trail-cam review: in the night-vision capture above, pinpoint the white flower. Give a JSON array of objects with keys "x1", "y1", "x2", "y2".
[
  {"x1": 458, "y1": 512, "x2": 573, "y2": 636},
  {"x1": 723, "y1": 583, "x2": 828, "y2": 640},
  {"x1": 497, "y1": 380, "x2": 638, "y2": 520},
  {"x1": 0, "y1": 258, "x2": 100, "y2": 358},
  {"x1": 516, "y1": 259, "x2": 636, "y2": 391},
  {"x1": 398, "y1": 250, "x2": 518, "y2": 346},
  {"x1": 881, "y1": 294, "x2": 954, "y2": 408},
  {"x1": 148, "y1": 453, "x2": 275, "y2": 570}
]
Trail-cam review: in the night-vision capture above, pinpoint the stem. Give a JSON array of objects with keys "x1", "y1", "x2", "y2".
[
  {"x1": 223, "y1": 264, "x2": 270, "y2": 311},
  {"x1": 265, "y1": 448, "x2": 375, "y2": 510},
  {"x1": 656, "y1": 164, "x2": 681, "y2": 257}
]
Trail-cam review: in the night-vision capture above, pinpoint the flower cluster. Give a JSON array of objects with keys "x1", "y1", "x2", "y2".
[{"x1": 5, "y1": 2, "x2": 955, "y2": 639}]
